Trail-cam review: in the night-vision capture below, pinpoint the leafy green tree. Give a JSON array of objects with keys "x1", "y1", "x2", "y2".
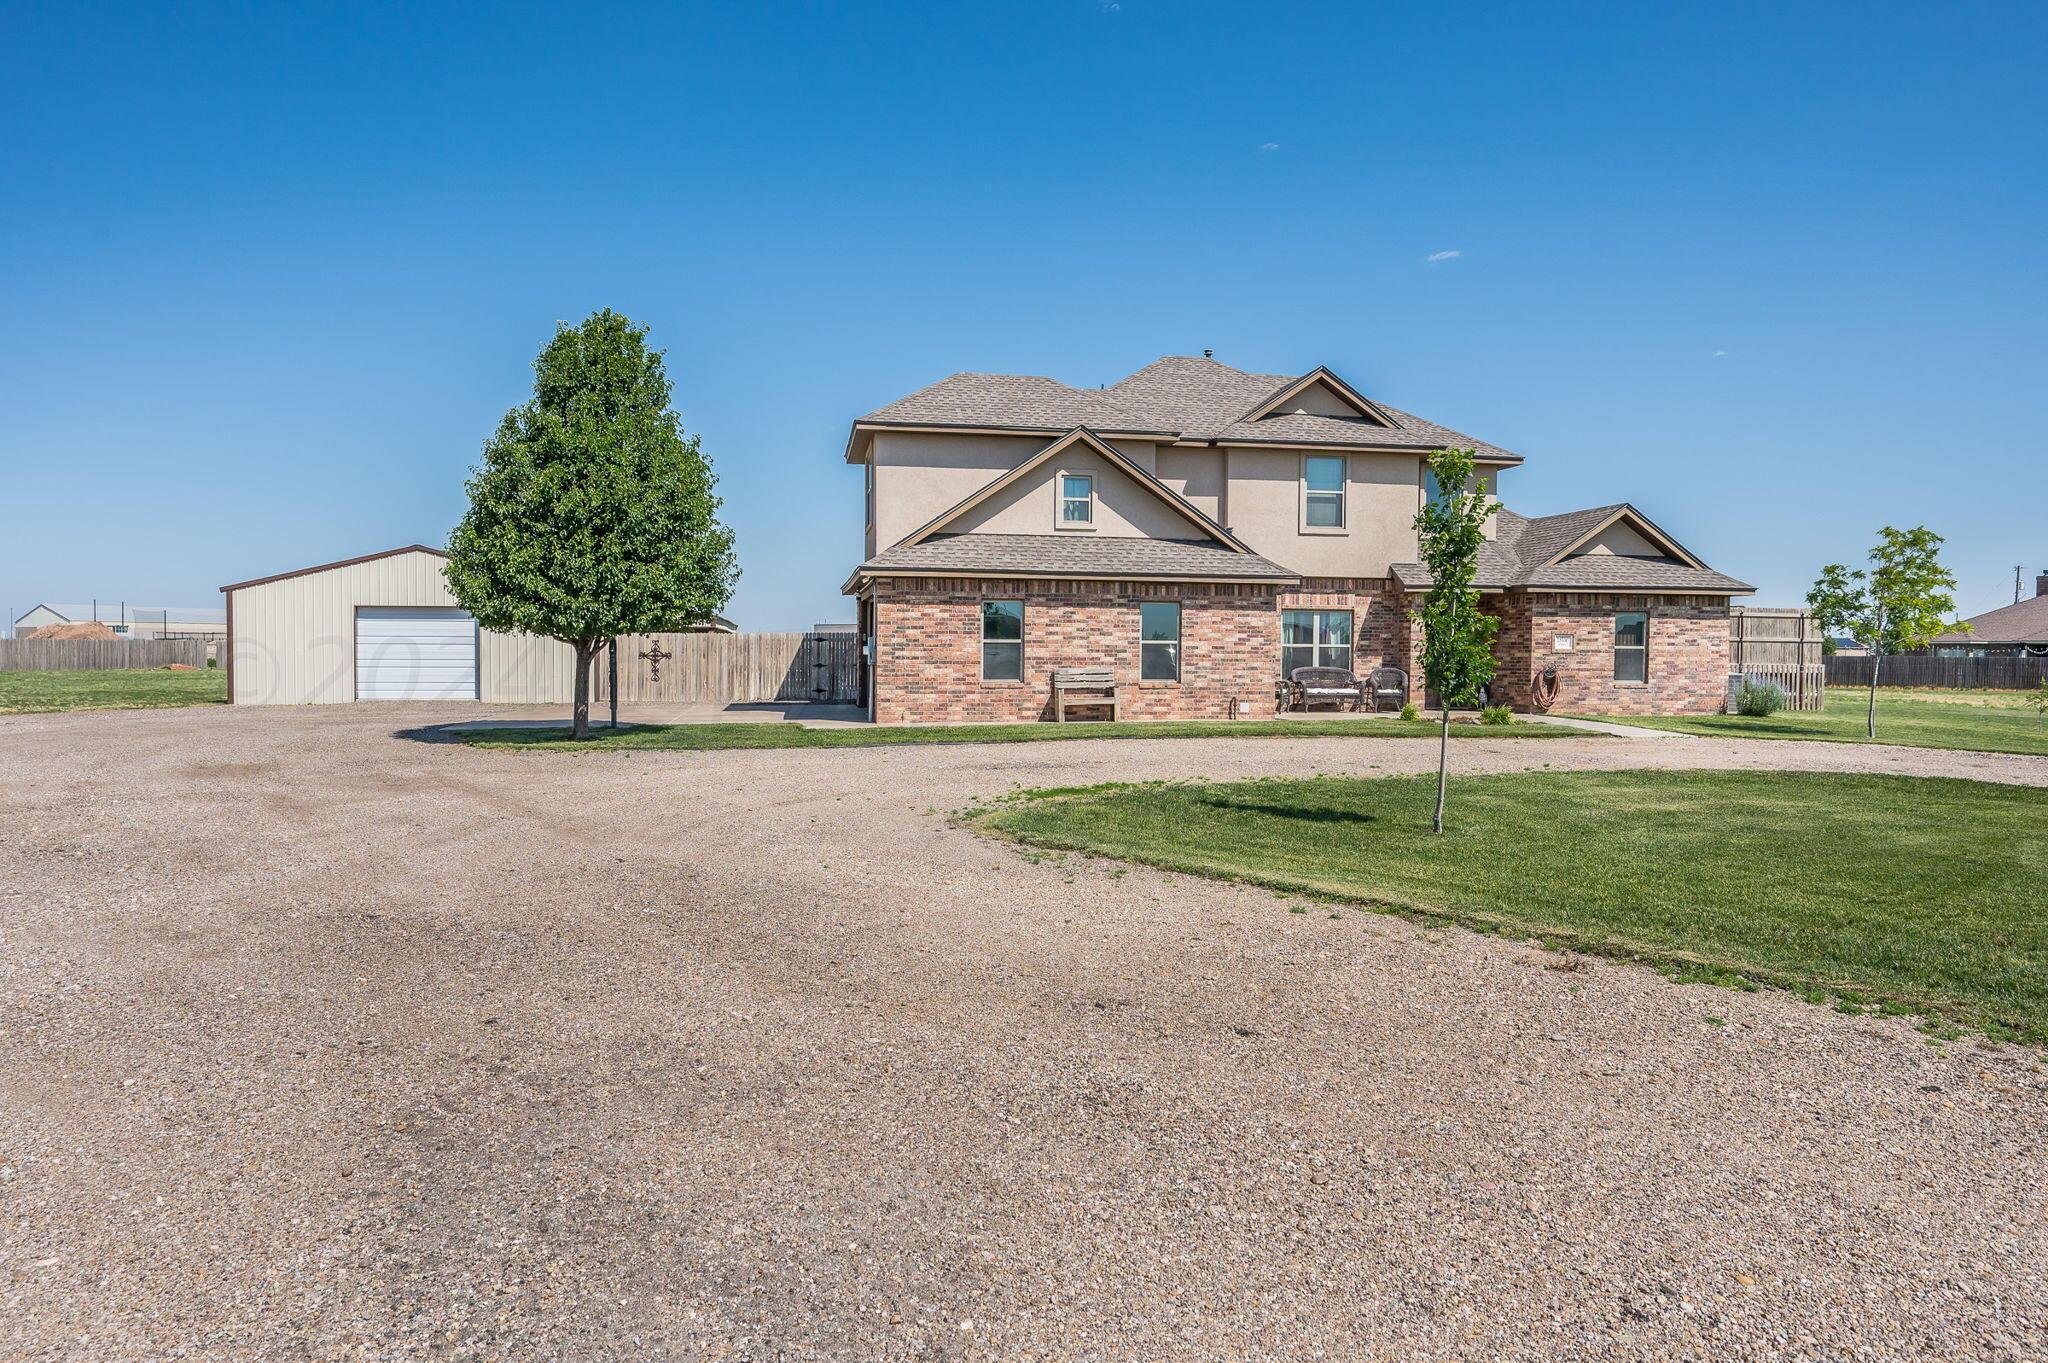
[
  {"x1": 448, "y1": 310, "x2": 738, "y2": 738},
  {"x1": 1806, "y1": 526, "x2": 1963, "y2": 740},
  {"x1": 1412, "y1": 447, "x2": 1500, "y2": 833}
]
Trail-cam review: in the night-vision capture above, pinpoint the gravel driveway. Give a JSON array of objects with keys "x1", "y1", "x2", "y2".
[{"x1": 4, "y1": 705, "x2": 2045, "y2": 1361}]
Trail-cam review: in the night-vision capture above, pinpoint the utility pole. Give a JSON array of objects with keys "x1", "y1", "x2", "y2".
[{"x1": 2017, "y1": 565, "x2": 2026, "y2": 605}]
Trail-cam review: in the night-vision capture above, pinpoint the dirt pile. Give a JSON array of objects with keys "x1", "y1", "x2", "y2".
[{"x1": 27, "y1": 621, "x2": 120, "y2": 641}]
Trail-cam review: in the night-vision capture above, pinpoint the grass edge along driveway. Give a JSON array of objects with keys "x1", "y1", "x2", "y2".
[
  {"x1": 975, "y1": 768, "x2": 2048, "y2": 1044},
  {"x1": 1575, "y1": 690, "x2": 2048, "y2": 757},
  {"x1": 0, "y1": 668, "x2": 227, "y2": 715},
  {"x1": 457, "y1": 717, "x2": 1582, "y2": 751}
]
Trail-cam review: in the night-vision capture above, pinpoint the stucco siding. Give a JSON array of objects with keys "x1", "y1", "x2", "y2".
[
  {"x1": 1221, "y1": 448, "x2": 1424, "y2": 577},
  {"x1": 869, "y1": 430, "x2": 1162, "y2": 550},
  {"x1": 1571, "y1": 520, "x2": 1667, "y2": 558},
  {"x1": 938, "y1": 446, "x2": 1199, "y2": 541}
]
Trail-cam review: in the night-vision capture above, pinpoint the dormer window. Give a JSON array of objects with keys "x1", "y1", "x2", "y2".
[{"x1": 1059, "y1": 473, "x2": 1094, "y2": 527}]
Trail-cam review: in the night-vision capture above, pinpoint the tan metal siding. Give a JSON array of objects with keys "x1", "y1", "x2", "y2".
[
  {"x1": 479, "y1": 629, "x2": 585, "y2": 704},
  {"x1": 227, "y1": 549, "x2": 579, "y2": 704}
]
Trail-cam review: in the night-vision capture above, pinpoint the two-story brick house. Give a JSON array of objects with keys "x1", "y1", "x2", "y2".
[{"x1": 842, "y1": 356, "x2": 1752, "y2": 723}]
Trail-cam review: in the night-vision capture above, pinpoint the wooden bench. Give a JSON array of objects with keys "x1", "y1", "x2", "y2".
[{"x1": 1052, "y1": 667, "x2": 1119, "y2": 722}]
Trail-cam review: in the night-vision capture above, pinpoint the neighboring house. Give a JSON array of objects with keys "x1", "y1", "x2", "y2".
[
  {"x1": 841, "y1": 355, "x2": 1753, "y2": 723},
  {"x1": 1926, "y1": 572, "x2": 2048, "y2": 658},
  {"x1": 12, "y1": 604, "x2": 70, "y2": 636}
]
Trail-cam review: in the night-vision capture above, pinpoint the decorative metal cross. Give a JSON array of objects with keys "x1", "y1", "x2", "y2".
[{"x1": 638, "y1": 639, "x2": 674, "y2": 683}]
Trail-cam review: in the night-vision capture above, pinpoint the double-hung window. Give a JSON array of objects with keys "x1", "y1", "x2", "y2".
[
  {"x1": 1613, "y1": 612, "x2": 1648, "y2": 682},
  {"x1": 1303, "y1": 455, "x2": 1346, "y2": 528},
  {"x1": 981, "y1": 600, "x2": 1023, "y2": 681},
  {"x1": 1281, "y1": 609, "x2": 1352, "y2": 675},
  {"x1": 1139, "y1": 601, "x2": 1180, "y2": 682},
  {"x1": 1059, "y1": 473, "x2": 1094, "y2": 526}
]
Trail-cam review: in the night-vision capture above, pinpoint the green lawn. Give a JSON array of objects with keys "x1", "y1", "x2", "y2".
[
  {"x1": 0, "y1": 668, "x2": 228, "y2": 714},
  {"x1": 979, "y1": 769, "x2": 2048, "y2": 1042},
  {"x1": 1578, "y1": 689, "x2": 2048, "y2": 756},
  {"x1": 457, "y1": 715, "x2": 1579, "y2": 751}
]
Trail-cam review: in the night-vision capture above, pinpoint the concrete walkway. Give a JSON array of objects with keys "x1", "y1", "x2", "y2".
[{"x1": 1522, "y1": 712, "x2": 1684, "y2": 739}]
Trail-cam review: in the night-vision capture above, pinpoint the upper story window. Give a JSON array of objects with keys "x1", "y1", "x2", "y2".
[
  {"x1": 1059, "y1": 473, "x2": 1094, "y2": 527},
  {"x1": 1303, "y1": 455, "x2": 1346, "y2": 529},
  {"x1": 1613, "y1": 612, "x2": 1648, "y2": 683}
]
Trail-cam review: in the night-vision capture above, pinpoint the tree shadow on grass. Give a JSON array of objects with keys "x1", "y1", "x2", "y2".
[{"x1": 1191, "y1": 794, "x2": 1384, "y2": 826}]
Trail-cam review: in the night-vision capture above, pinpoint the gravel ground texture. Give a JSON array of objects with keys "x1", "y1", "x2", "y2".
[{"x1": 3, "y1": 703, "x2": 2045, "y2": 1362}]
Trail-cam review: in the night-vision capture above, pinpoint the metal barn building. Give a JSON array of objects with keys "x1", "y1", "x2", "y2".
[{"x1": 221, "y1": 546, "x2": 581, "y2": 705}]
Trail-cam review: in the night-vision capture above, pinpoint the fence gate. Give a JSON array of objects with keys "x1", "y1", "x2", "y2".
[
  {"x1": 1729, "y1": 608, "x2": 1826, "y2": 711},
  {"x1": 595, "y1": 631, "x2": 860, "y2": 705}
]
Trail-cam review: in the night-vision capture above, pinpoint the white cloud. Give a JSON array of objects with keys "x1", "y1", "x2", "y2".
[
  {"x1": 1426, "y1": 249, "x2": 1461, "y2": 263},
  {"x1": 1713, "y1": 350, "x2": 1727, "y2": 357},
  {"x1": 1259, "y1": 142, "x2": 1280, "y2": 152}
]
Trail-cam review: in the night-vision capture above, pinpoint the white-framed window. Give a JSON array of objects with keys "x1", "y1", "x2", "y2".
[
  {"x1": 1303, "y1": 455, "x2": 1346, "y2": 528},
  {"x1": 1282, "y1": 609, "x2": 1352, "y2": 675},
  {"x1": 981, "y1": 599, "x2": 1023, "y2": 681},
  {"x1": 1140, "y1": 601, "x2": 1180, "y2": 682},
  {"x1": 1058, "y1": 472, "x2": 1094, "y2": 526},
  {"x1": 1613, "y1": 612, "x2": 1648, "y2": 682}
]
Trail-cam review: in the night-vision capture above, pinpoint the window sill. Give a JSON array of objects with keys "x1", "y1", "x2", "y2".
[
  {"x1": 1299, "y1": 525, "x2": 1350, "y2": 536},
  {"x1": 1139, "y1": 680, "x2": 1181, "y2": 688},
  {"x1": 1055, "y1": 523, "x2": 1097, "y2": 533},
  {"x1": 980, "y1": 678, "x2": 1028, "y2": 686}
]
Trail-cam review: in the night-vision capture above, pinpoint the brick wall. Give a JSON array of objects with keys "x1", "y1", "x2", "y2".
[
  {"x1": 1483, "y1": 594, "x2": 1534, "y2": 709},
  {"x1": 1279, "y1": 579, "x2": 1408, "y2": 676},
  {"x1": 1515, "y1": 593, "x2": 1731, "y2": 715},
  {"x1": 872, "y1": 578, "x2": 1282, "y2": 724},
  {"x1": 1398, "y1": 589, "x2": 1731, "y2": 715}
]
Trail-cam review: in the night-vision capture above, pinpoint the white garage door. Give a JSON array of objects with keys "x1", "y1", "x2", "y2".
[{"x1": 354, "y1": 607, "x2": 478, "y2": 700}]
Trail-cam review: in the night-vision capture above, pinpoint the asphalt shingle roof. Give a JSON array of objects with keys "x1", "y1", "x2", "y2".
[
  {"x1": 860, "y1": 356, "x2": 1521, "y2": 462},
  {"x1": 1390, "y1": 508, "x2": 1754, "y2": 594},
  {"x1": 857, "y1": 533, "x2": 1299, "y2": 583},
  {"x1": 1932, "y1": 593, "x2": 2048, "y2": 646}
]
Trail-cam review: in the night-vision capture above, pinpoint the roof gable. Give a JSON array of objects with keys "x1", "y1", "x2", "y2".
[
  {"x1": 1237, "y1": 367, "x2": 1397, "y2": 428},
  {"x1": 895, "y1": 427, "x2": 1254, "y2": 554},
  {"x1": 1537, "y1": 505, "x2": 1705, "y2": 570},
  {"x1": 1389, "y1": 504, "x2": 1750, "y2": 595}
]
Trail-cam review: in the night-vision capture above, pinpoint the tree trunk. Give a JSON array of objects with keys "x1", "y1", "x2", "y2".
[
  {"x1": 1433, "y1": 701, "x2": 1450, "y2": 834},
  {"x1": 1866, "y1": 649, "x2": 1881, "y2": 740},
  {"x1": 572, "y1": 640, "x2": 595, "y2": 739}
]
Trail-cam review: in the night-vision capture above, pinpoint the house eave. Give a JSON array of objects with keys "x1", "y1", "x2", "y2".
[
  {"x1": 844, "y1": 419, "x2": 1183, "y2": 463},
  {"x1": 1167, "y1": 437, "x2": 1524, "y2": 464}
]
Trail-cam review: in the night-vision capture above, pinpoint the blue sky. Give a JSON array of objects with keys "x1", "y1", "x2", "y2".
[{"x1": 3, "y1": 1, "x2": 2044, "y2": 629}]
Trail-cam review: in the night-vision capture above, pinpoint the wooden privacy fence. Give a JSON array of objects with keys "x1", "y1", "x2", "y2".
[
  {"x1": 1826, "y1": 655, "x2": 2048, "y2": 691},
  {"x1": 596, "y1": 631, "x2": 860, "y2": 705},
  {"x1": 0, "y1": 638, "x2": 210, "y2": 671},
  {"x1": 1730, "y1": 608, "x2": 1825, "y2": 710}
]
